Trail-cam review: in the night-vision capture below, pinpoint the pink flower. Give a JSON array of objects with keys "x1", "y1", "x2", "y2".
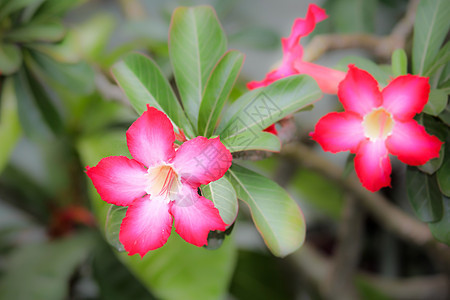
[
  {"x1": 86, "y1": 106, "x2": 231, "y2": 257},
  {"x1": 311, "y1": 65, "x2": 442, "y2": 192},
  {"x1": 247, "y1": 4, "x2": 345, "y2": 94}
]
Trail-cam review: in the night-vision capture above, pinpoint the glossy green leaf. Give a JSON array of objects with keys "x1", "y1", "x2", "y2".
[
  {"x1": 5, "y1": 20, "x2": 65, "y2": 43},
  {"x1": 0, "y1": 79, "x2": 22, "y2": 173},
  {"x1": 437, "y1": 138, "x2": 450, "y2": 196},
  {"x1": 406, "y1": 166, "x2": 443, "y2": 222},
  {"x1": 423, "y1": 89, "x2": 448, "y2": 116},
  {"x1": 227, "y1": 164, "x2": 306, "y2": 257},
  {"x1": 218, "y1": 75, "x2": 321, "y2": 140},
  {"x1": 111, "y1": 52, "x2": 194, "y2": 137},
  {"x1": 169, "y1": 6, "x2": 227, "y2": 125},
  {"x1": 423, "y1": 41, "x2": 450, "y2": 77},
  {"x1": 0, "y1": 0, "x2": 40, "y2": 21},
  {"x1": 412, "y1": 0, "x2": 450, "y2": 75},
  {"x1": 428, "y1": 196, "x2": 450, "y2": 245},
  {"x1": 221, "y1": 131, "x2": 281, "y2": 153},
  {"x1": 391, "y1": 48, "x2": 407, "y2": 77},
  {"x1": 0, "y1": 43, "x2": 22, "y2": 75},
  {"x1": 77, "y1": 132, "x2": 237, "y2": 300},
  {"x1": 202, "y1": 176, "x2": 238, "y2": 226},
  {"x1": 0, "y1": 231, "x2": 96, "y2": 300},
  {"x1": 337, "y1": 56, "x2": 390, "y2": 85},
  {"x1": 105, "y1": 204, "x2": 127, "y2": 252},
  {"x1": 28, "y1": 50, "x2": 95, "y2": 95},
  {"x1": 198, "y1": 50, "x2": 244, "y2": 137}
]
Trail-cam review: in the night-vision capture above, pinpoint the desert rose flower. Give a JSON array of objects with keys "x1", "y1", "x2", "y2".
[
  {"x1": 86, "y1": 106, "x2": 231, "y2": 257},
  {"x1": 311, "y1": 65, "x2": 442, "y2": 192},
  {"x1": 247, "y1": 4, "x2": 345, "y2": 95}
]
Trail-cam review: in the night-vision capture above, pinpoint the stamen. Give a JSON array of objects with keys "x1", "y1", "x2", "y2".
[
  {"x1": 145, "y1": 164, "x2": 180, "y2": 202},
  {"x1": 362, "y1": 108, "x2": 394, "y2": 141}
]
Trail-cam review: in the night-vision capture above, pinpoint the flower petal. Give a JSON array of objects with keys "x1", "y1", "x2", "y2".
[
  {"x1": 86, "y1": 156, "x2": 148, "y2": 206},
  {"x1": 126, "y1": 105, "x2": 176, "y2": 167},
  {"x1": 294, "y1": 61, "x2": 346, "y2": 94},
  {"x1": 386, "y1": 120, "x2": 442, "y2": 165},
  {"x1": 173, "y1": 137, "x2": 232, "y2": 187},
  {"x1": 311, "y1": 112, "x2": 365, "y2": 153},
  {"x1": 263, "y1": 124, "x2": 278, "y2": 135},
  {"x1": 381, "y1": 75, "x2": 430, "y2": 121},
  {"x1": 354, "y1": 139, "x2": 392, "y2": 192},
  {"x1": 170, "y1": 185, "x2": 227, "y2": 247},
  {"x1": 119, "y1": 195, "x2": 172, "y2": 257},
  {"x1": 338, "y1": 65, "x2": 382, "y2": 116}
]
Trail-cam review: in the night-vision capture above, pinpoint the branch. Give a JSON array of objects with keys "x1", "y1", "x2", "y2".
[{"x1": 303, "y1": 0, "x2": 420, "y2": 62}]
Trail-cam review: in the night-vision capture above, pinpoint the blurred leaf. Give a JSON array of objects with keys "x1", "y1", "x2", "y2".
[
  {"x1": 77, "y1": 132, "x2": 237, "y2": 300},
  {"x1": 111, "y1": 52, "x2": 194, "y2": 137},
  {"x1": 0, "y1": 231, "x2": 96, "y2": 300},
  {"x1": 222, "y1": 131, "x2": 281, "y2": 153},
  {"x1": 423, "y1": 89, "x2": 448, "y2": 116},
  {"x1": 418, "y1": 145, "x2": 444, "y2": 175},
  {"x1": 355, "y1": 276, "x2": 393, "y2": 300},
  {"x1": 104, "y1": 204, "x2": 127, "y2": 252},
  {"x1": 218, "y1": 75, "x2": 321, "y2": 140},
  {"x1": 202, "y1": 176, "x2": 238, "y2": 226},
  {"x1": 406, "y1": 166, "x2": 443, "y2": 222},
  {"x1": 28, "y1": 50, "x2": 95, "y2": 95},
  {"x1": 5, "y1": 19, "x2": 65, "y2": 43},
  {"x1": 229, "y1": 27, "x2": 280, "y2": 50},
  {"x1": 423, "y1": 41, "x2": 450, "y2": 77},
  {"x1": 228, "y1": 164, "x2": 306, "y2": 257},
  {"x1": 391, "y1": 49, "x2": 407, "y2": 77},
  {"x1": 0, "y1": 79, "x2": 22, "y2": 173},
  {"x1": 438, "y1": 104, "x2": 450, "y2": 125},
  {"x1": 428, "y1": 196, "x2": 450, "y2": 245},
  {"x1": 20, "y1": 0, "x2": 46, "y2": 22},
  {"x1": 33, "y1": 0, "x2": 80, "y2": 20},
  {"x1": 330, "y1": 0, "x2": 377, "y2": 33},
  {"x1": 0, "y1": 43, "x2": 22, "y2": 75},
  {"x1": 412, "y1": 0, "x2": 450, "y2": 75},
  {"x1": 169, "y1": 6, "x2": 227, "y2": 125},
  {"x1": 0, "y1": 0, "x2": 40, "y2": 21},
  {"x1": 198, "y1": 50, "x2": 244, "y2": 137},
  {"x1": 437, "y1": 138, "x2": 450, "y2": 196},
  {"x1": 337, "y1": 56, "x2": 390, "y2": 85}
]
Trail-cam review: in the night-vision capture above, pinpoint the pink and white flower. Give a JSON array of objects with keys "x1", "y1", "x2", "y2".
[
  {"x1": 86, "y1": 106, "x2": 231, "y2": 257},
  {"x1": 311, "y1": 65, "x2": 442, "y2": 192},
  {"x1": 247, "y1": 4, "x2": 345, "y2": 94}
]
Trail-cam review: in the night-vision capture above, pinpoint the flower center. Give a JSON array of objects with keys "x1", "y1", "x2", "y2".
[
  {"x1": 145, "y1": 164, "x2": 180, "y2": 202},
  {"x1": 362, "y1": 108, "x2": 394, "y2": 141}
]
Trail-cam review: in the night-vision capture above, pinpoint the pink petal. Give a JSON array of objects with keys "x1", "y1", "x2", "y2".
[
  {"x1": 172, "y1": 137, "x2": 232, "y2": 187},
  {"x1": 354, "y1": 139, "x2": 391, "y2": 192},
  {"x1": 311, "y1": 112, "x2": 365, "y2": 153},
  {"x1": 170, "y1": 184, "x2": 227, "y2": 247},
  {"x1": 247, "y1": 68, "x2": 296, "y2": 90},
  {"x1": 263, "y1": 124, "x2": 278, "y2": 135},
  {"x1": 126, "y1": 105, "x2": 176, "y2": 168},
  {"x1": 338, "y1": 65, "x2": 382, "y2": 116},
  {"x1": 119, "y1": 195, "x2": 173, "y2": 257},
  {"x1": 386, "y1": 120, "x2": 442, "y2": 165},
  {"x1": 294, "y1": 61, "x2": 346, "y2": 94},
  {"x1": 381, "y1": 75, "x2": 430, "y2": 121},
  {"x1": 86, "y1": 156, "x2": 148, "y2": 206}
]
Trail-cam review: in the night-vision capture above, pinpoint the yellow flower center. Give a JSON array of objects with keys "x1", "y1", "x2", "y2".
[
  {"x1": 145, "y1": 164, "x2": 180, "y2": 202},
  {"x1": 362, "y1": 108, "x2": 394, "y2": 141}
]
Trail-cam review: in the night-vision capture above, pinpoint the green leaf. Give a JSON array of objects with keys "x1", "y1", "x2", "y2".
[
  {"x1": 0, "y1": 43, "x2": 22, "y2": 75},
  {"x1": 33, "y1": 0, "x2": 80, "y2": 20},
  {"x1": 428, "y1": 196, "x2": 450, "y2": 245},
  {"x1": 28, "y1": 50, "x2": 95, "y2": 95},
  {"x1": 391, "y1": 49, "x2": 407, "y2": 77},
  {"x1": 438, "y1": 104, "x2": 450, "y2": 125},
  {"x1": 0, "y1": 231, "x2": 96, "y2": 300},
  {"x1": 169, "y1": 6, "x2": 227, "y2": 126},
  {"x1": 0, "y1": 79, "x2": 22, "y2": 173},
  {"x1": 201, "y1": 176, "x2": 238, "y2": 225},
  {"x1": 437, "y1": 138, "x2": 450, "y2": 196},
  {"x1": 423, "y1": 89, "x2": 448, "y2": 116},
  {"x1": 198, "y1": 50, "x2": 244, "y2": 137},
  {"x1": 0, "y1": 0, "x2": 40, "y2": 21},
  {"x1": 5, "y1": 20, "x2": 65, "y2": 43},
  {"x1": 330, "y1": 0, "x2": 377, "y2": 33},
  {"x1": 227, "y1": 164, "x2": 306, "y2": 257},
  {"x1": 423, "y1": 41, "x2": 450, "y2": 77},
  {"x1": 104, "y1": 204, "x2": 127, "y2": 252},
  {"x1": 77, "y1": 131, "x2": 237, "y2": 300},
  {"x1": 406, "y1": 166, "x2": 443, "y2": 222},
  {"x1": 418, "y1": 145, "x2": 444, "y2": 174},
  {"x1": 412, "y1": 0, "x2": 450, "y2": 75},
  {"x1": 111, "y1": 52, "x2": 194, "y2": 137},
  {"x1": 217, "y1": 75, "x2": 321, "y2": 140},
  {"x1": 221, "y1": 131, "x2": 281, "y2": 153},
  {"x1": 337, "y1": 56, "x2": 390, "y2": 85}
]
